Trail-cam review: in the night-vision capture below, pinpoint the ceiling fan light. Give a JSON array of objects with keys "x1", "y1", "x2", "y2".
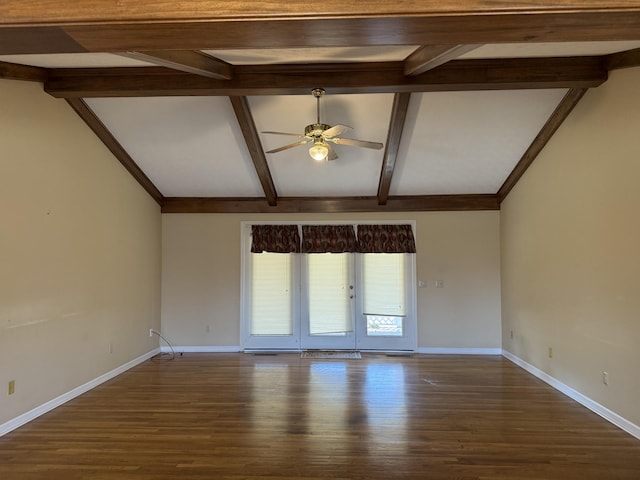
[{"x1": 309, "y1": 143, "x2": 329, "y2": 161}]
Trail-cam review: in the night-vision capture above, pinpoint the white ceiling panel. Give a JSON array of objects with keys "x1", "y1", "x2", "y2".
[
  {"x1": 85, "y1": 97, "x2": 265, "y2": 197},
  {"x1": 0, "y1": 53, "x2": 154, "y2": 68},
  {"x1": 250, "y1": 93, "x2": 394, "y2": 196},
  {"x1": 2, "y1": 42, "x2": 637, "y2": 69},
  {"x1": 461, "y1": 41, "x2": 640, "y2": 59},
  {"x1": 205, "y1": 46, "x2": 417, "y2": 65},
  {"x1": 391, "y1": 89, "x2": 569, "y2": 195}
]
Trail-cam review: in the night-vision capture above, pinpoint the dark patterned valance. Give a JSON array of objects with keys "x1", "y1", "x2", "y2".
[
  {"x1": 357, "y1": 224, "x2": 416, "y2": 253},
  {"x1": 251, "y1": 225, "x2": 301, "y2": 253},
  {"x1": 302, "y1": 225, "x2": 358, "y2": 253}
]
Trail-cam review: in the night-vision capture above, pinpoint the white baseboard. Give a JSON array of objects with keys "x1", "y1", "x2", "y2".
[
  {"x1": 418, "y1": 347, "x2": 503, "y2": 355},
  {"x1": 0, "y1": 348, "x2": 159, "y2": 438},
  {"x1": 161, "y1": 345, "x2": 241, "y2": 353},
  {"x1": 502, "y1": 350, "x2": 640, "y2": 440}
]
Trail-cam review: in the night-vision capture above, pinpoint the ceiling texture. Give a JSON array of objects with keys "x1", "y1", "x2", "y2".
[{"x1": 2, "y1": 1, "x2": 640, "y2": 213}]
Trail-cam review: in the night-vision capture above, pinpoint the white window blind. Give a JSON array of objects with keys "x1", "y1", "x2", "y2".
[
  {"x1": 251, "y1": 253, "x2": 293, "y2": 335},
  {"x1": 362, "y1": 253, "x2": 406, "y2": 316},
  {"x1": 308, "y1": 253, "x2": 352, "y2": 335}
]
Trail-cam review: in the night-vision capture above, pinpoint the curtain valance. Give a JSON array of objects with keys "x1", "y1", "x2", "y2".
[
  {"x1": 251, "y1": 224, "x2": 415, "y2": 254},
  {"x1": 251, "y1": 225, "x2": 301, "y2": 253},
  {"x1": 302, "y1": 225, "x2": 358, "y2": 253},
  {"x1": 357, "y1": 224, "x2": 416, "y2": 253}
]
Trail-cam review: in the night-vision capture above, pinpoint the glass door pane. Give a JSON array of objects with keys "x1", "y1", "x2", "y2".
[
  {"x1": 356, "y1": 253, "x2": 416, "y2": 351},
  {"x1": 244, "y1": 252, "x2": 300, "y2": 350},
  {"x1": 301, "y1": 253, "x2": 356, "y2": 350},
  {"x1": 251, "y1": 253, "x2": 293, "y2": 335}
]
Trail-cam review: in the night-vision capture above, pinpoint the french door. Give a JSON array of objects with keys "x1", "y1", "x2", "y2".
[
  {"x1": 300, "y1": 253, "x2": 356, "y2": 350},
  {"x1": 242, "y1": 224, "x2": 416, "y2": 352},
  {"x1": 355, "y1": 253, "x2": 416, "y2": 351}
]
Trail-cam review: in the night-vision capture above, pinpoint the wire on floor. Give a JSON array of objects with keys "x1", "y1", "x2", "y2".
[{"x1": 150, "y1": 329, "x2": 176, "y2": 361}]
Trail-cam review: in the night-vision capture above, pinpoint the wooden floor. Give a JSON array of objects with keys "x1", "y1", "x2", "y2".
[{"x1": 1, "y1": 354, "x2": 639, "y2": 479}]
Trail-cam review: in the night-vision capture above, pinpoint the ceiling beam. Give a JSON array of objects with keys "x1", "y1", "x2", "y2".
[
  {"x1": 44, "y1": 57, "x2": 607, "y2": 98},
  {"x1": 3, "y1": 1, "x2": 639, "y2": 25},
  {"x1": 1, "y1": 4, "x2": 640, "y2": 54},
  {"x1": 229, "y1": 96, "x2": 278, "y2": 206},
  {"x1": 0, "y1": 60, "x2": 47, "y2": 82},
  {"x1": 378, "y1": 93, "x2": 411, "y2": 205},
  {"x1": 65, "y1": 98, "x2": 164, "y2": 205},
  {"x1": 404, "y1": 44, "x2": 481, "y2": 76},
  {"x1": 161, "y1": 194, "x2": 500, "y2": 214},
  {"x1": 604, "y1": 47, "x2": 640, "y2": 70},
  {"x1": 497, "y1": 88, "x2": 588, "y2": 202},
  {"x1": 0, "y1": 27, "x2": 86, "y2": 56},
  {"x1": 42, "y1": 14, "x2": 640, "y2": 51},
  {"x1": 120, "y1": 51, "x2": 232, "y2": 80}
]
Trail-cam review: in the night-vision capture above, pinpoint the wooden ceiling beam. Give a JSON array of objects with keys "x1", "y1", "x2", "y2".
[
  {"x1": 497, "y1": 88, "x2": 588, "y2": 202},
  {"x1": 378, "y1": 93, "x2": 411, "y2": 205},
  {"x1": 45, "y1": 57, "x2": 607, "y2": 98},
  {"x1": 161, "y1": 194, "x2": 500, "y2": 214},
  {"x1": 40, "y1": 14, "x2": 640, "y2": 51},
  {"x1": 0, "y1": 27, "x2": 86, "y2": 56},
  {"x1": 120, "y1": 51, "x2": 232, "y2": 80},
  {"x1": 604, "y1": 47, "x2": 640, "y2": 70},
  {"x1": 0, "y1": 60, "x2": 47, "y2": 82},
  {"x1": 1, "y1": 4, "x2": 640, "y2": 54},
  {"x1": 2, "y1": 1, "x2": 639, "y2": 25},
  {"x1": 66, "y1": 98, "x2": 164, "y2": 205},
  {"x1": 404, "y1": 45, "x2": 481, "y2": 76},
  {"x1": 229, "y1": 96, "x2": 278, "y2": 206}
]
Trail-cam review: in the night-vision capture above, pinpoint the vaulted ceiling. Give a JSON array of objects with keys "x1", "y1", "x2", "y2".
[{"x1": 2, "y1": 1, "x2": 640, "y2": 213}]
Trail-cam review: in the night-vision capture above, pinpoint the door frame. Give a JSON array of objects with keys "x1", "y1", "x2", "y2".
[{"x1": 240, "y1": 220, "x2": 417, "y2": 352}]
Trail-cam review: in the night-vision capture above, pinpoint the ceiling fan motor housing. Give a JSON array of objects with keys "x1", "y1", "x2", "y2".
[{"x1": 305, "y1": 123, "x2": 332, "y2": 139}]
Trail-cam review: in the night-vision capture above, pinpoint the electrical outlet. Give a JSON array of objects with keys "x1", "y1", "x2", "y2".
[
  {"x1": 603, "y1": 371, "x2": 609, "y2": 386},
  {"x1": 8, "y1": 380, "x2": 15, "y2": 395},
  {"x1": 548, "y1": 347, "x2": 553, "y2": 358},
  {"x1": 108, "y1": 343, "x2": 113, "y2": 354},
  {"x1": 149, "y1": 328, "x2": 154, "y2": 337},
  {"x1": 435, "y1": 280, "x2": 444, "y2": 288}
]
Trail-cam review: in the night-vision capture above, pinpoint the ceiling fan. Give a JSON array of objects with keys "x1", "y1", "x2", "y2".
[{"x1": 262, "y1": 88, "x2": 384, "y2": 161}]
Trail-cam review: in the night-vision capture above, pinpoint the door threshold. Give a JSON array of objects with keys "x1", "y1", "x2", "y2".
[
  {"x1": 243, "y1": 348, "x2": 300, "y2": 355},
  {"x1": 301, "y1": 350, "x2": 361, "y2": 359}
]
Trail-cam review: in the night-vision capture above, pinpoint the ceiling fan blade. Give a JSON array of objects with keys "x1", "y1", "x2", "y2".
[
  {"x1": 322, "y1": 124, "x2": 352, "y2": 138},
  {"x1": 265, "y1": 139, "x2": 311, "y2": 154},
  {"x1": 326, "y1": 142, "x2": 339, "y2": 161},
  {"x1": 262, "y1": 130, "x2": 306, "y2": 138},
  {"x1": 332, "y1": 137, "x2": 384, "y2": 150}
]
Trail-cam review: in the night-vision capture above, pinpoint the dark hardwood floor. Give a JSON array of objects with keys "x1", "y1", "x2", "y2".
[{"x1": 1, "y1": 353, "x2": 639, "y2": 479}]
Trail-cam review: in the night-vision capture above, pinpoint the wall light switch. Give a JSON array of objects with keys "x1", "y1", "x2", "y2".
[
  {"x1": 418, "y1": 280, "x2": 426, "y2": 288},
  {"x1": 435, "y1": 280, "x2": 444, "y2": 288}
]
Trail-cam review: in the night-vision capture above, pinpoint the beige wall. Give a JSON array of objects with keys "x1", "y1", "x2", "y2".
[
  {"x1": 161, "y1": 211, "x2": 501, "y2": 349},
  {"x1": 0, "y1": 79, "x2": 162, "y2": 425},
  {"x1": 501, "y1": 68, "x2": 640, "y2": 426}
]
